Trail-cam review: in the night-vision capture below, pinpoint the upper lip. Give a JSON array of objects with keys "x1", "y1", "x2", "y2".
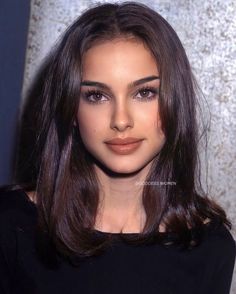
[{"x1": 105, "y1": 137, "x2": 143, "y2": 145}]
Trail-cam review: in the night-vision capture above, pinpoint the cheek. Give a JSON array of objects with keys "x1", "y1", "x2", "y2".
[
  {"x1": 154, "y1": 115, "x2": 164, "y2": 132},
  {"x1": 146, "y1": 107, "x2": 165, "y2": 142},
  {"x1": 141, "y1": 104, "x2": 163, "y2": 130},
  {"x1": 153, "y1": 105, "x2": 164, "y2": 134},
  {"x1": 77, "y1": 108, "x2": 106, "y2": 141}
]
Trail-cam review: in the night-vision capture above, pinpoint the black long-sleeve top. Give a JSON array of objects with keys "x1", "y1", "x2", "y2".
[{"x1": 0, "y1": 189, "x2": 235, "y2": 294}]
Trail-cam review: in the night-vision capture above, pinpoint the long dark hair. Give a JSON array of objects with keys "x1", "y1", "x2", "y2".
[{"x1": 15, "y1": 1, "x2": 231, "y2": 260}]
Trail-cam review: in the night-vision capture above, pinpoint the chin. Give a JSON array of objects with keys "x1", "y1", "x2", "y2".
[
  {"x1": 91, "y1": 152, "x2": 154, "y2": 176},
  {"x1": 110, "y1": 166, "x2": 140, "y2": 175},
  {"x1": 99, "y1": 160, "x2": 149, "y2": 177}
]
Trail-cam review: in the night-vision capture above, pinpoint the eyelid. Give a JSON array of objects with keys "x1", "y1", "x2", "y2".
[
  {"x1": 132, "y1": 81, "x2": 159, "y2": 91},
  {"x1": 81, "y1": 81, "x2": 159, "y2": 94},
  {"x1": 81, "y1": 87, "x2": 114, "y2": 98},
  {"x1": 81, "y1": 90, "x2": 109, "y2": 104},
  {"x1": 132, "y1": 85, "x2": 159, "y2": 97},
  {"x1": 80, "y1": 83, "x2": 159, "y2": 104}
]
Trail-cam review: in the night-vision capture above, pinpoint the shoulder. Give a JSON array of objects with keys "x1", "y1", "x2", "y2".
[
  {"x1": 0, "y1": 188, "x2": 37, "y2": 279},
  {"x1": 207, "y1": 220, "x2": 235, "y2": 248},
  {"x1": 203, "y1": 220, "x2": 236, "y2": 262},
  {"x1": 0, "y1": 187, "x2": 37, "y2": 229}
]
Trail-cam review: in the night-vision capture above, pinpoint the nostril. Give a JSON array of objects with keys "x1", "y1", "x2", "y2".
[
  {"x1": 110, "y1": 108, "x2": 134, "y2": 131},
  {"x1": 110, "y1": 118, "x2": 133, "y2": 131}
]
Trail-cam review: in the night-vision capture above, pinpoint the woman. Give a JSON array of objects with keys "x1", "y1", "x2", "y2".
[{"x1": 0, "y1": 2, "x2": 235, "y2": 293}]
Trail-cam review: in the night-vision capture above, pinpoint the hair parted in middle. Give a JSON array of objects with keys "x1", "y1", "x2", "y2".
[{"x1": 17, "y1": 1, "x2": 230, "y2": 261}]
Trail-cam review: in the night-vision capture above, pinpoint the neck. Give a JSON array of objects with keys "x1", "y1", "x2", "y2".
[{"x1": 94, "y1": 162, "x2": 152, "y2": 233}]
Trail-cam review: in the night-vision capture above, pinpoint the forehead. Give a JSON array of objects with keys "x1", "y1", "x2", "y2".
[{"x1": 81, "y1": 37, "x2": 158, "y2": 78}]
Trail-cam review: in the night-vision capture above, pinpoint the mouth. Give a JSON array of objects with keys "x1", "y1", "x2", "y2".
[{"x1": 104, "y1": 138, "x2": 144, "y2": 155}]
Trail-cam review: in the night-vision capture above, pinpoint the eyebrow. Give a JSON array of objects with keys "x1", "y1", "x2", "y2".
[{"x1": 80, "y1": 75, "x2": 160, "y2": 91}]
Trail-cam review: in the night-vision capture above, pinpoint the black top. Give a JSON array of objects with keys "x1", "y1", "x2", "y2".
[{"x1": 0, "y1": 189, "x2": 235, "y2": 294}]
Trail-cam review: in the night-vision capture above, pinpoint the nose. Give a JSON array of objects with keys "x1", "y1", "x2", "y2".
[{"x1": 110, "y1": 98, "x2": 134, "y2": 132}]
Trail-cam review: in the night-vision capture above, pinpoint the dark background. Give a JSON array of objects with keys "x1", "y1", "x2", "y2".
[{"x1": 0, "y1": 0, "x2": 30, "y2": 185}]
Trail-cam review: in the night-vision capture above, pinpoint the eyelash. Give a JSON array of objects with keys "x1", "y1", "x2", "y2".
[{"x1": 81, "y1": 86, "x2": 159, "y2": 104}]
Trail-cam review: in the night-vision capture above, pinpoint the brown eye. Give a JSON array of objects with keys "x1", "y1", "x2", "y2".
[
  {"x1": 91, "y1": 93, "x2": 103, "y2": 101},
  {"x1": 135, "y1": 87, "x2": 158, "y2": 101},
  {"x1": 139, "y1": 89, "x2": 152, "y2": 98},
  {"x1": 82, "y1": 90, "x2": 108, "y2": 104}
]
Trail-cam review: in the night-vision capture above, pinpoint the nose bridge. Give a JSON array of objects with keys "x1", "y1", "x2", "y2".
[{"x1": 110, "y1": 94, "x2": 133, "y2": 131}]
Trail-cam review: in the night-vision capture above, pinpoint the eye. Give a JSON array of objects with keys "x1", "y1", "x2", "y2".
[
  {"x1": 82, "y1": 90, "x2": 108, "y2": 104},
  {"x1": 135, "y1": 87, "x2": 158, "y2": 101}
]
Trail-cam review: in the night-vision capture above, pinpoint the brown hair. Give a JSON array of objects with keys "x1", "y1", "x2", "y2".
[{"x1": 15, "y1": 1, "x2": 230, "y2": 261}]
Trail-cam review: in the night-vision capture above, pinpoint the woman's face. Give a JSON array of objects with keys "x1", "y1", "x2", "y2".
[{"x1": 77, "y1": 37, "x2": 166, "y2": 174}]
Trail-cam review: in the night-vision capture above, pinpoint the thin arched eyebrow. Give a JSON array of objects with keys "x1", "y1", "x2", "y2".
[{"x1": 80, "y1": 75, "x2": 160, "y2": 91}]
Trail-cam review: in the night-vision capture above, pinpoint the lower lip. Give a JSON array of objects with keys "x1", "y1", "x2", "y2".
[{"x1": 105, "y1": 141, "x2": 143, "y2": 155}]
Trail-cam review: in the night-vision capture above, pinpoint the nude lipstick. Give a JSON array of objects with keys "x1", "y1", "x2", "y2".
[{"x1": 104, "y1": 137, "x2": 143, "y2": 155}]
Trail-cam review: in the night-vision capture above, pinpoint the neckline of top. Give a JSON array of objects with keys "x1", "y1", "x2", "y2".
[
  {"x1": 20, "y1": 189, "x2": 217, "y2": 236},
  {"x1": 91, "y1": 219, "x2": 216, "y2": 237}
]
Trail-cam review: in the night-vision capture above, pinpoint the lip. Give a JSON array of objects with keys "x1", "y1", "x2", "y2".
[
  {"x1": 104, "y1": 137, "x2": 143, "y2": 155},
  {"x1": 105, "y1": 137, "x2": 143, "y2": 145}
]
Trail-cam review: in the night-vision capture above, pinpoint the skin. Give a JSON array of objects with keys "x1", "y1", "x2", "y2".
[{"x1": 77, "y1": 37, "x2": 166, "y2": 233}]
